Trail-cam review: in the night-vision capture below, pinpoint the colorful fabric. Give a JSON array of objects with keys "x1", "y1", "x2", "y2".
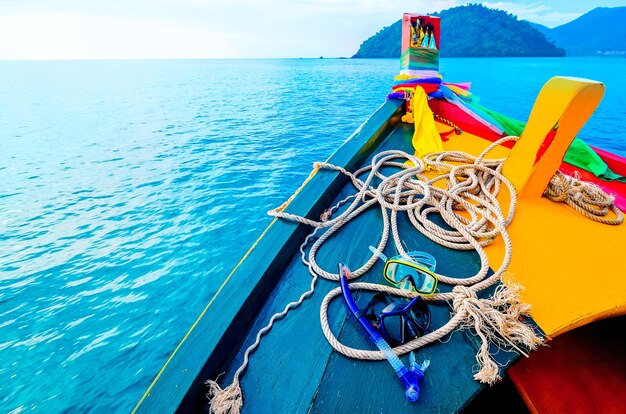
[
  {"x1": 443, "y1": 83, "x2": 472, "y2": 97},
  {"x1": 427, "y1": 99, "x2": 506, "y2": 144},
  {"x1": 399, "y1": 69, "x2": 441, "y2": 78},
  {"x1": 386, "y1": 74, "x2": 625, "y2": 183},
  {"x1": 391, "y1": 77, "x2": 442, "y2": 95},
  {"x1": 564, "y1": 138, "x2": 626, "y2": 182},
  {"x1": 440, "y1": 86, "x2": 504, "y2": 136},
  {"x1": 392, "y1": 77, "x2": 442, "y2": 87}
]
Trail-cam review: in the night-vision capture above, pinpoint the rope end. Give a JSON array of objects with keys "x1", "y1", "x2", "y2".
[
  {"x1": 452, "y1": 284, "x2": 545, "y2": 385},
  {"x1": 473, "y1": 358, "x2": 501, "y2": 385},
  {"x1": 206, "y1": 378, "x2": 243, "y2": 414}
]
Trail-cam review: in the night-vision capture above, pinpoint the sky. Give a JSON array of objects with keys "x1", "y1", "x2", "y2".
[{"x1": 0, "y1": 0, "x2": 624, "y2": 60}]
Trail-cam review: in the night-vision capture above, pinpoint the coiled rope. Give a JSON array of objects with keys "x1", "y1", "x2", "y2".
[
  {"x1": 545, "y1": 170, "x2": 623, "y2": 225},
  {"x1": 207, "y1": 136, "x2": 622, "y2": 414}
]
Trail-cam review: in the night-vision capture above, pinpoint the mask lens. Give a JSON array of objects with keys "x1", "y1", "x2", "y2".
[
  {"x1": 385, "y1": 261, "x2": 400, "y2": 283},
  {"x1": 386, "y1": 261, "x2": 437, "y2": 294},
  {"x1": 381, "y1": 313, "x2": 403, "y2": 344},
  {"x1": 379, "y1": 298, "x2": 430, "y2": 345},
  {"x1": 399, "y1": 279, "x2": 414, "y2": 292},
  {"x1": 386, "y1": 261, "x2": 414, "y2": 283},
  {"x1": 364, "y1": 294, "x2": 431, "y2": 346},
  {"x1": 413, "y1": 268, "x2": 436, "y2": 294}
]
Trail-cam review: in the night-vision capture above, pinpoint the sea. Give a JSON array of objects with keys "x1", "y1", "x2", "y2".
[{"x1": 1, "y1": 57, "x2": 625, "y2": 413}]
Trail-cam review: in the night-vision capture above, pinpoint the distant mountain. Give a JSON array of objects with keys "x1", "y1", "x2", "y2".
[
  {"x1": 538, "y1": 7, "x2": 626, "y2": 56},
  {"x1": 353, "y1": 4, "x2": 565, "y2": 58}
]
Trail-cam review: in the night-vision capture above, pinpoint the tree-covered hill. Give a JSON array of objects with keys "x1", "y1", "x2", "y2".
[{"x1": 352, "y1": 4, "x2": 565, "y2": 58}]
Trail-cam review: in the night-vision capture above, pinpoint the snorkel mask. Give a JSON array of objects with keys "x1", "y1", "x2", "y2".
[
  {"x1": 370, "y1": 246, "x2": 438, "y2": 295},
  {"x1": 364, "y1": 292, "x2": 431, "y2": 347}
]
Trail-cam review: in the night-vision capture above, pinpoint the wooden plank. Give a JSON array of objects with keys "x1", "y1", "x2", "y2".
[
  {"x1": 132, "y1": 100, "x2": 404, "y2": 413},
  {"x1": 484, "y1": 193, "x2": 626, "y2": 338},
  {"x1": 310, "y1": 303, "x2": 483, "y2": 413},
  {"x1": 502, "y1": 77, "x2": 604, "y2": 199}
]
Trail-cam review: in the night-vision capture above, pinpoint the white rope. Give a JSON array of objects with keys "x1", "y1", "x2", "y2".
[{"x1": 288, "y1": 138, "x2": 533, "y2": 365}]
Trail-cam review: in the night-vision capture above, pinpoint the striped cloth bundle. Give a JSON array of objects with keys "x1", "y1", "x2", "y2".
[{"x1": 400, "y1": 47, "x2": 439, "y2": 71}]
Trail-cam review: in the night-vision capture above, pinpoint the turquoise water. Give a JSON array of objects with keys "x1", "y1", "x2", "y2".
[{"x1": 0, "y1": 57, "x2": 624, "y2": 413}]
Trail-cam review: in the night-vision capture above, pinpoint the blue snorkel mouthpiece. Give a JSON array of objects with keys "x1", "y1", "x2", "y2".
[
  {"x1": 338, "y1": 263, "x2": 429, "y2": 403},
  {"x1": 405, "y1": 351, "x2": 429, "y2": 402}
]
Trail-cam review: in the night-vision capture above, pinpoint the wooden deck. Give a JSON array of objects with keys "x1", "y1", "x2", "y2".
[{"x1": 213, "y1": 121, "x2": 519, "y2": 413}]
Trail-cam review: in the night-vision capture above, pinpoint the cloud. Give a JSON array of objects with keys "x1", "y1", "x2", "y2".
[
  {"x1": 0, "y1": 0, "x2": 469, "y2": 59},
  {"x1": 0, "y1": 12, "x2": 252, "y2": 59},
  {"x1": 481, "y1": 2, "x2": 582, "y2": 27}
]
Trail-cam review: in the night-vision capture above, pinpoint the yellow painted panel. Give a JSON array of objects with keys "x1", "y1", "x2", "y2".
[
  {"x1": 486, "y1": 196, "x2": 626, "y2": 338},
  {"x1": 432, "y1": 77, "x2": 626, "y2": 337}
]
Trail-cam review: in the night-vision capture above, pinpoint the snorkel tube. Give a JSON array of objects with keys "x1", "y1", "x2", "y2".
[{"x1": 338, "y1": 263, "x2": 428, "y2": 402}]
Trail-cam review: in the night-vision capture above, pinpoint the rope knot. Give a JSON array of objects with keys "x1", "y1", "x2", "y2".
[{"x1": 452, "y1": 286, "x2": 477, "y2": 312}]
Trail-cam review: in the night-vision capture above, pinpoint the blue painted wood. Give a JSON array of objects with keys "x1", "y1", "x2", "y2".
[
  {"x1": 214, "y1": 123, "x2": 522, "y2": 413},
  {"x1": 132, "y1": 100, "x2": 404, "y2": 413}
]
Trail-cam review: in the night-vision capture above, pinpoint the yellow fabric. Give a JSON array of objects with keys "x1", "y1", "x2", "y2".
[{"x1": 411, "y1": 87, "x2": 444, "y2": 158}]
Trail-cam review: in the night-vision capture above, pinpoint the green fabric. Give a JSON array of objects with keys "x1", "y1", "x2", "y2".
[
  {"x1": 468, "y1": 101, "x2": 626, "y2": 183},
  {"x1": 471, "y1": 102, "x2": 525, "y2": 136},
  {"x1": 565, "y1": 139, "x2": 626, "y2": 182}
]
